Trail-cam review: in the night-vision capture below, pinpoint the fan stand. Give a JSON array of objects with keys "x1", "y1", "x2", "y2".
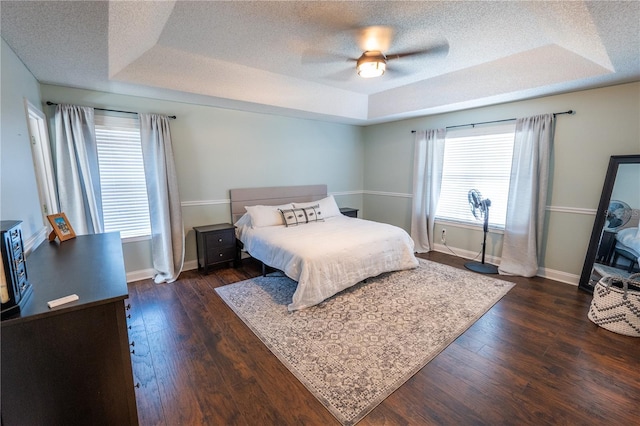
[{"x1": 465, "y1": 203, "x2": 499, "y2": 274}]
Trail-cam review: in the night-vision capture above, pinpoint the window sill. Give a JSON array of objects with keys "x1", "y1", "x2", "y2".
[{"x1": 121, "y1": 234, "x2": 151, "y2": 243}]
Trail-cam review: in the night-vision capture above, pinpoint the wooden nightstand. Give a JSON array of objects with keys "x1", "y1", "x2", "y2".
[
  {"x1": 193, "y1": 223, "x2": 238, "y2": 274},
  {"x1": 339, "y1": 207, "x2": 359, "y2": 218},
  {"x1": 596, "y1": 230, "x2": 617, "y2": 264}
]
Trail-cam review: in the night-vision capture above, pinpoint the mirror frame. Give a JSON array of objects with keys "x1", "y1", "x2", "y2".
[{"x1": 578, "y1": 154, "x2": 640, "y2": 292}]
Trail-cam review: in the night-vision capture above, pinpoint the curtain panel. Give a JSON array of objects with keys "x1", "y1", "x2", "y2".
[
  {"x1": 139, "y1": 113, "x2": 185, "y2": 283},
  {"x1": 499, "y1": 114, "x2": 555, "y2": 277},
  {"x1": 410, "y1": 129, "x2": 446, "y2": 252},
  {"x1": 53, "y1": 104, "x2": 104, "y2": 235}
]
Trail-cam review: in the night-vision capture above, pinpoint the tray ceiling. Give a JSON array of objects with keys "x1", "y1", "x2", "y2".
[{"x1": 1, "y1": 1, "x2": 638, "y2": 124}]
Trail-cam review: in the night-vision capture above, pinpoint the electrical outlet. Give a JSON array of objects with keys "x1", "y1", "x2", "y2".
[{"x1": 441, "y1": 228, "x2": 446, "y2": 243}]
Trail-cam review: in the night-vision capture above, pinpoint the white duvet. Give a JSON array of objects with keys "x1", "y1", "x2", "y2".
[
  {"x1": 237, "y1": 215, "x2": 419, "y2": 311},
  {"x1": 616, "y1": 226, "x2": 640, "y2": 265}
]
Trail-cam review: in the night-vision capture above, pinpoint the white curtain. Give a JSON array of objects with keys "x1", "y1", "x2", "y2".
[
  {"x1": 53, "y1": 104, "x2": 104, "y2": 235},
  {"x1": 499, "y1": 114, "x2": 555, "y2": 276},
  {"x1": 139, "y1": 113, "x2": 184, "y2": 283},
  {"x1": 410, "y1": 129, "x2": 446, "y2": 252}
]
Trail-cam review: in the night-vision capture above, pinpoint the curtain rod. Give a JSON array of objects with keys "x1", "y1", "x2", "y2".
[
  {"x1": 46, "y1": 101, "x2": 177, "y2": 120},
  {"x1": 410, "y1": 109, "x2": 574, "y2": 133}
]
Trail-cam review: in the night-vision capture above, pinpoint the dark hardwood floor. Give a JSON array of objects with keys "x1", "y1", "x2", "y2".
[{"x1": 127, "y1": 252, "x2": 640, "y2": 425}]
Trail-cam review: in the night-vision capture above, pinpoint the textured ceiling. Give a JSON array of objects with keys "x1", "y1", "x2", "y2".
[{"x1": 1, "y1": 1, "x2": 639, "y2": 124}]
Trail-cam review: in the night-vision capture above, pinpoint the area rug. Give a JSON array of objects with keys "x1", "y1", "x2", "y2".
[{"x1": 215, "y1": 258, "x2": 515, "y2": 425}]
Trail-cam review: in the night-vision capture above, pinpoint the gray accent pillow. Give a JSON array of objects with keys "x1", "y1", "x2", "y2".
[{"x1": 279, "y1": 208, "x2": 308, "y2": 227}]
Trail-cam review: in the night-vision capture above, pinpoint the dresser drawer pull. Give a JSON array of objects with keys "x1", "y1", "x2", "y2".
[
  {"x1": 130, "y1": 341, "x2": 135, "y2": 347},
  {"x1": 218, "y1": 238, "x2": 223, "y2": 242}
]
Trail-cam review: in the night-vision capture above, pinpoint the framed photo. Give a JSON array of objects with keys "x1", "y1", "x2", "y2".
[{"x1": 47, "y1": 213, "x2": 76, "y2": 242}]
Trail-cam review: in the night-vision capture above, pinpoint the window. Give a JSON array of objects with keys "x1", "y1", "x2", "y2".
[
  {"x1": 435, "y1": 123, "x2": 516, "y2": 228},
  {"x1": 94, "y1": 113, "x2": 151, "y2": 239}
]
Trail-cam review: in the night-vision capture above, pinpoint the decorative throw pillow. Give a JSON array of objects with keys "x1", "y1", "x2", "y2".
[
  {"x1": 302, "y1": 205, "x2": 324, "y2": 223},
  {"x1": 279, "y1": 208, "x2": 308, "y2": 227}
]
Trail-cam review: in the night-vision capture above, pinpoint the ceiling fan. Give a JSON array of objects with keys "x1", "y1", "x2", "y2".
[{"x1": 345, "y1": 26, "x2": 449, "y2": 78}]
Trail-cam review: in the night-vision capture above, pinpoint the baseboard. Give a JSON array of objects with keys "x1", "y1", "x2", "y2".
[
  {"x1": 432, "y1": 243, "x2": 501, "y2": 265},
  {"x1": 183, "y1": 259, "x2": 198, "y2": 272},
  {"x1": 125, "y1": 259, "x2": 199, "y2": 283},
  {"x1": 431, "y1": 243, "x2": 580, "y2": 286},
  {"x1": 536, "y1": 267, "x2": 579, "y2": 286}
]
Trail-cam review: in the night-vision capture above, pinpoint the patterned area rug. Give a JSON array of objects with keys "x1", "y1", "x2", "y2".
[{"x1": 216, "y1": 258, "x2": 515, "y2": 425}]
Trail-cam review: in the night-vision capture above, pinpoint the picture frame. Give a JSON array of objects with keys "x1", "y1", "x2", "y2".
[{"x1": 47, "y1": 213, "x2": 76, "y2": 242}]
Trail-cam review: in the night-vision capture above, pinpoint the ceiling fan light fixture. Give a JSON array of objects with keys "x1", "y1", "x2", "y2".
[{"x1": 357, "y1": 51, "x2": 386, "y2": 78}]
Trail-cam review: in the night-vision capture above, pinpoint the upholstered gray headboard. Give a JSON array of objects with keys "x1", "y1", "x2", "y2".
[{"x1": 229, "y1": 184, "x2": 327, "y2": 223}]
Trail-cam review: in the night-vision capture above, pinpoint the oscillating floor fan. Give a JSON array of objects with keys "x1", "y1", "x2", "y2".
[{"x1": 465, "y1": 189, "x2": 499, "y2": 274}]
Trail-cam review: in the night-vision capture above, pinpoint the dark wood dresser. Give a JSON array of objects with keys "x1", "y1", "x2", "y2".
[{"x1": 1, "y1": 232, "x2": 138, "y2": 425}]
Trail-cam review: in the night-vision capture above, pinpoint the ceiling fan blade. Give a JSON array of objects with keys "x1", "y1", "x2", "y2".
[
  {"x1": 323, "y1": 67, "x2": 356, "y2": 81},
  {"x1": 355, "y1": 25, "x2": 394, "y2": 52},
  {"x1": 301, "y1": 48, "x2": 356, "y2": 64},
  {"x1": 386, "y1": 40, "x2": 450, "y2": 61}
]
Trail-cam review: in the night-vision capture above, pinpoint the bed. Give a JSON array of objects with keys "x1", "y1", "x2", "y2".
[{"x1": 230, "y1": 185, "x2": 419, "y2": 311}]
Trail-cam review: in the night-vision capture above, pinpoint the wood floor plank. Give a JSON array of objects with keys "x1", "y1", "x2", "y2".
[
  {"x1": 128, "y1": 282, "x2": 166, "y2": 426},
  {"x1": 127, "y1": 253, "x2": 640, "y2": 425}
]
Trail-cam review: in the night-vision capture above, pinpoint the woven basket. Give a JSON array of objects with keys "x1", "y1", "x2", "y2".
[{"x1": 588, "y1": 273, "x2": 640, "y2": 337}]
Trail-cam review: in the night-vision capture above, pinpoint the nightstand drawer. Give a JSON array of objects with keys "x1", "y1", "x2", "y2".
[
  {"x1": 205, "y1": 230, "x2": 235, "y2": 249},
  {"x1": 206, "y1": 247, "x2": 236, "y2": 263}
]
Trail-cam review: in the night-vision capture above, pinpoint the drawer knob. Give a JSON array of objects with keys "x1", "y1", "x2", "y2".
[{"x1": 218, "y1": 238, "x2": 223, "y2": 242}]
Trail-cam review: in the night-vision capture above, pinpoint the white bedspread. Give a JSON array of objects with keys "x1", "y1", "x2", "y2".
[
  {"x1": 616, "y1": 227, "x2": 640, "y2": 264},
  {"x1": 237, "y1": 216, "x2": 419, "y2": 310}
]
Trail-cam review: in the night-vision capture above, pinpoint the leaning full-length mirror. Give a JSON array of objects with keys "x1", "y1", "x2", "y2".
[{"x1": 579, "y1": 155, "x2": 640, "y2": 292}]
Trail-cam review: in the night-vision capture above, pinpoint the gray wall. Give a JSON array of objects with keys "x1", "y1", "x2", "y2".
[
  {"x1": 1, "y1": 39, "x2": 45, "y2": 247},
  {"x1": 362, "y1": 82, "x2": 640, "y2": 283}
]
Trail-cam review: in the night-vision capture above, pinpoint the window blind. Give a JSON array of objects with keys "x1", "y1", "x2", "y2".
[
  {"x1": 94, "y1": 113, "x2": 151, "y2": 239},
  {"x1": 435, "y1": 123, "x2": 515, "y2": 228}
]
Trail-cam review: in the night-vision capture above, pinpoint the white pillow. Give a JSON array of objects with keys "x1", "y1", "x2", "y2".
[
  {"x1": 244, "y1": 203, "x2": 293, "y2": 227},
  {"x1": 294, "y1": 195, "x2": 341, "y2": 218},
  {"x1": 234, "y1": 212, "x2": 252, "y2": 228}
]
